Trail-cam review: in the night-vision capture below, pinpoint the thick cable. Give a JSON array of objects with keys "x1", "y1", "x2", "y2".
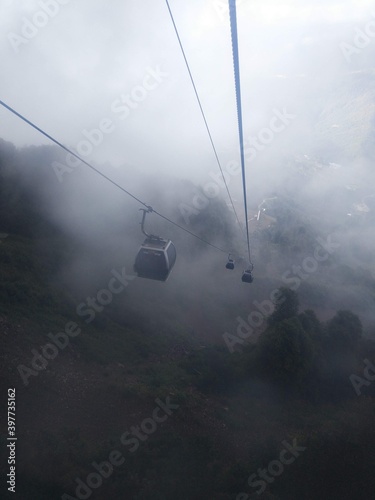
[
  {"x1": 228, "y1": 0, "x2": 253, "y2": 266},
  {"x1": 165, "y1": 0, "x2": 245, "y2": 238}
]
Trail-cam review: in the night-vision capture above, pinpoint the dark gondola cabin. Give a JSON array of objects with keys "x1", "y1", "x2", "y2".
[
  {"x1": 226, "y1": 255, "x2": 235, "y2": 270},
  {"x1": 134, "y1": 237, "x2": 176, "y2": 282},
  {"x1": 241, "y1": 270, "x2": 253, "y2": 283}
]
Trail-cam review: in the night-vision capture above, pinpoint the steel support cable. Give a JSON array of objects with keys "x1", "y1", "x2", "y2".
[
  {"x1": 228, "y1": 0, "x2": 253, "y2": 267},
  {"x1": 165, "y1": 0, "x2": 245, "y2": 240},
  {"x1": 0, "y1": 99, "x2": 229, "y2": 254}
]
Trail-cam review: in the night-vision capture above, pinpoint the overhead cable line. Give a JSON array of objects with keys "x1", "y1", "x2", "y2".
[
  {"x1": 164, "y1": 0, "x2": 245, "y2": 239},
  {"x1": 228, "y1": 0, "x2": 253, "y2": 267},
  {"x1": 0, "y1": 99, "x2": 229, "y2": 255},
  {"x1": 0, "y1": 100, "x2": 148, "y2": 209}
]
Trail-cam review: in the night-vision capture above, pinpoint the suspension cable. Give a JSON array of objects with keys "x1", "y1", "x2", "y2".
[
  {"x1": 0, "y1": 99, "x2": 229, "y2": 254},
  {"x1": 228, "y1": 0, "x2": 253, "y2": 266},
  {"x1": 165, "y1": 0, "x2": 245, "y2": 239}
]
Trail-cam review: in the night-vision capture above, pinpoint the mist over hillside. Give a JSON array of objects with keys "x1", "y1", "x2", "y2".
[
  {"x1": 2, "y1": 62, "x2": 375, "y2": 336},
  {"x1": 1, "y1": 2, "x2": 375, "y2": 499}
]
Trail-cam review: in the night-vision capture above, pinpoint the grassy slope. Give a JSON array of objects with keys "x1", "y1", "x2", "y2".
[{"x1": 1, "y1": 234, "x2": 375, "y2": 500}]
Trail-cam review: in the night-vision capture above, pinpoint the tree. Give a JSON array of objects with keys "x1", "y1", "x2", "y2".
[
  {"x1": 258, "y1": 317, "x2": 314, "y2": 386},
  {"x1": 327, "y1": 310, "x2": 362, "y2": 353},
  {"x1": 268, "y1": 287, "x2": 299, "y2": 326},
  {"x1": 298, "y1": 309, "x2": 322, "y2": 339}
]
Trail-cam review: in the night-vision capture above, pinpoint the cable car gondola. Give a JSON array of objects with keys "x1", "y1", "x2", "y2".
[
  {"x1": 226, "y1": 254, "x2": 235, "y2": 270},
  {"x1": 241, "y1": 269, "x2": 253, "y2": 283},
  {"x1": 241, "y1": 263, "x2": 254, "y2": 283},
  {"x1": 133, "y1": 208, "x2": 176, "y2": 282}
]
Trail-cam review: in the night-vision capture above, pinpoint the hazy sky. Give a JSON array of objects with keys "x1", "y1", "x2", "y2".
[{"x1": 0, "y1": 0, "x2": 374, "y2": 188}]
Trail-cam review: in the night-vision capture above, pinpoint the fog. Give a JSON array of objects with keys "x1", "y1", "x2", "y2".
[
  {"x1": 3, "y1": 5, "x2": 375, "y2": 499},
  {"x1": 1, "y1": 0, "x2": 374, "y2": 179},
  {"x1": 1, "y1": 0, "x2": 375, "y2": 338}
]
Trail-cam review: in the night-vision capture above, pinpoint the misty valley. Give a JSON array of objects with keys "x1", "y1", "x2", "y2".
[
  {"x1": 1, "y1": 1, "x2": 375, "y2": 499},
  {"x1": 1, "y1": 120, "x2": 375, "y2": 499}
]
